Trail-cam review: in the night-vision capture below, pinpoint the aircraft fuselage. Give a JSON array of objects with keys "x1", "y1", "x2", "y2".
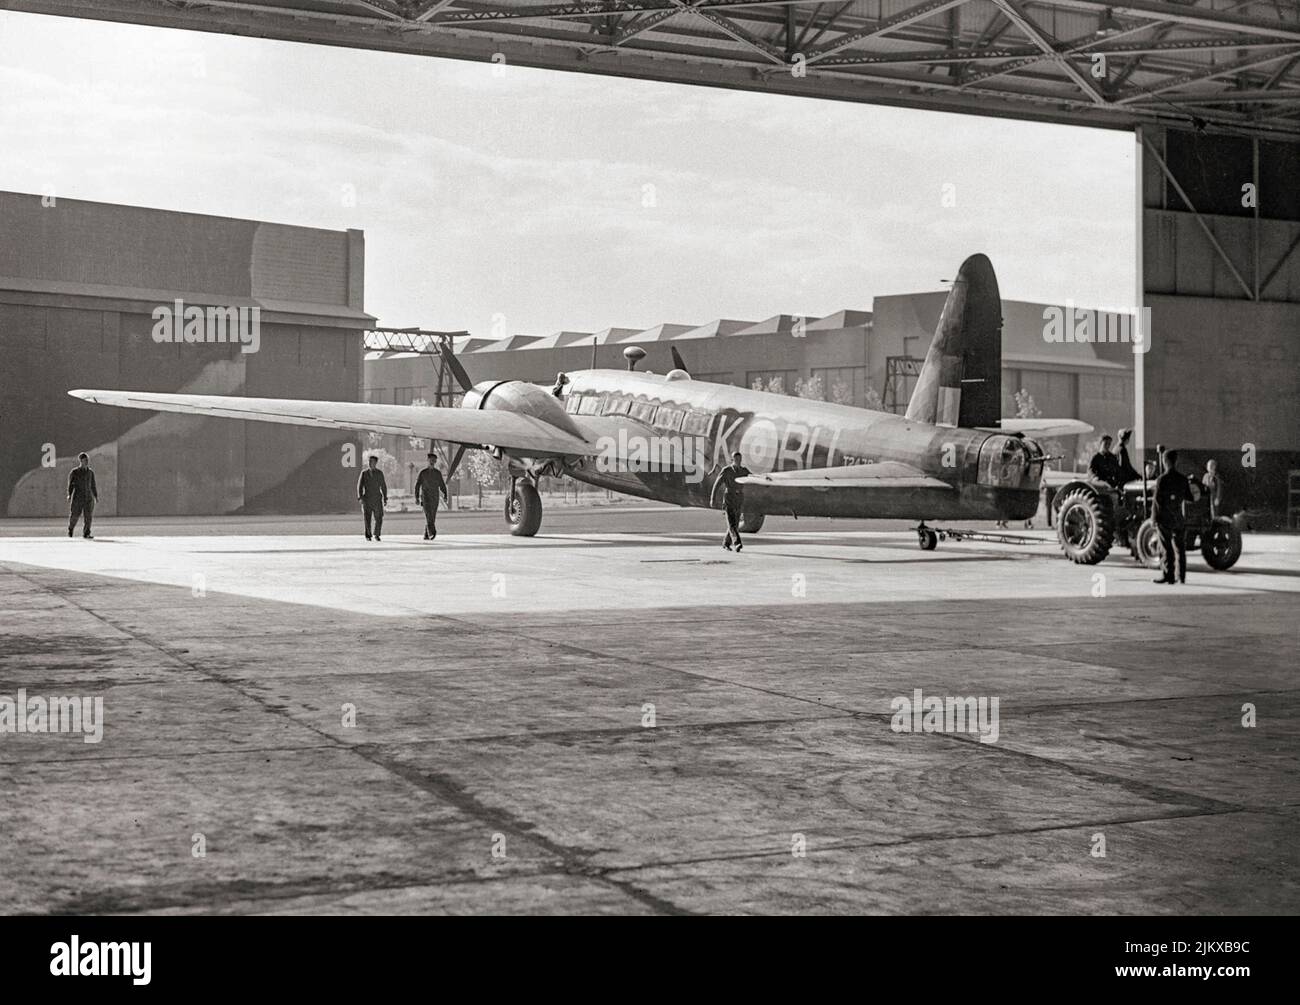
[{"x1": 489, "y1": 369, "x2": 1043, "y2": 522}]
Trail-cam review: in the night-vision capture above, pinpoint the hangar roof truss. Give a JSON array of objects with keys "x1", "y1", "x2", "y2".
[{"x1": 15, "y1": 0, "x2": 1300, "y2": 136}]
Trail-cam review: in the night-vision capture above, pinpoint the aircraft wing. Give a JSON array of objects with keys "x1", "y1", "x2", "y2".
[
  {"x1": 67, "y1": 389, "x2": 595, "y2": 456},
  {"x1": 990, "y1": 418, "x2": 1094, "y2": 439},
  {"x1": 738, "y1": 461, "x2": 951, "y2": 491}
]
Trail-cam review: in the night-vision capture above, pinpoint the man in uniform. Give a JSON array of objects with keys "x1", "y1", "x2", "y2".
[
  {"x1": 357, "y1": 454, "x2": 388, "y2": 541},
  {"x1": 67, "y1": 452, "x2": 98, "y2": 539},
  {"x1": 1114, "y1": 428, "x2": 1141, "y2": 484},
  {"x1": 1152, "y1": 449, "x2": 1193, "y2": 585},
  {"x1": 414, "y1": 452, "x2": 449, "y2": 541},
  {"x1": 1088, "y1": 434, "x2": 1121, "y2": 488},
  {"x1": 1089, "y1": 429, "x2": 1140, "y2": 491},
  {"x1": 709, "y1": 451, "x2": 751, "y2": 552}
]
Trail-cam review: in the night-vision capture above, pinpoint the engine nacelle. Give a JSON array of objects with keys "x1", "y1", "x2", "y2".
[{"x1": 460, "y1": 379, "x2": 586, "y2": 446}]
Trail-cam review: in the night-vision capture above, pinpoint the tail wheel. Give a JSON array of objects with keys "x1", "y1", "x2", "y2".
[
  {"x1": 740, "y1": 511, "x2": 765, "y2": 534},
  {"x1": 1055, "y1": 488, "x2": 1113, "y2": 565},
  {"x1": 1201, "y1": 517, "x2": 1242, "y2": 570},
  {"x1": 1135, "y1": 517, "x2": 1163, "y2": 570},
  {"x1": 505, "y1": 481, "x2": 543, "y2": 537}
]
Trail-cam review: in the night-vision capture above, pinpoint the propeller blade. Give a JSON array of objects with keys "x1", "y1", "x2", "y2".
[
  {"x1": 670, "y1": 346, "x2": 690, "y2": 375},
  {"x1": 440, "y1": 340, "x2": 474, "y2": 393},
  {"x1": 445, "y1": 444, "x2": 467, "y2": 480}
]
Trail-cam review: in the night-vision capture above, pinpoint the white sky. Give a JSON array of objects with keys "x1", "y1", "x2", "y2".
[{"x1": 0, "y1": 10, "x2": 1137, "y2": 336}]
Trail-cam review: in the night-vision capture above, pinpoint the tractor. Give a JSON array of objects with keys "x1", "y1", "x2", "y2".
[{"x1": 1051, "y1": 473, "x2": 1242, "y2": 571}]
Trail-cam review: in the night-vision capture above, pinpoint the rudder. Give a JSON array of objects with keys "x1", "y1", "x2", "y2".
[{"x1": 904, "y1": 254, "x2": 1002, "y2": 428}]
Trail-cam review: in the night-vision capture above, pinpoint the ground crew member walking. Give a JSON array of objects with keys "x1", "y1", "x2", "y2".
[
  {"x1": 357, "y1": 455, "x2": 388, "y2": 542},
  {"x1": 67, "y1": 452, "x2": 97, "y2": 539},
  {"x1": 415, "y1": 452, "x2": 449, "y2": 541},
  {"x1": 1152, "y1": 449, "x2": 1192, "y2": 584},
  {"x1": 709, "y1": 451, "x2": 751, "y2": 552}
]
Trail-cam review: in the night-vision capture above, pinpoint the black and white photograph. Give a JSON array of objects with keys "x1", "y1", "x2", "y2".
[{"x1": 0, "y1": 0, "x2": 1296, "y2": 958}]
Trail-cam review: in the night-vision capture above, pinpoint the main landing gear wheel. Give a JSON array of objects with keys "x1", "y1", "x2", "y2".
[
  {"x1": 917, "y1": 527, "x2": 938, "y2": 551},
  {"x1": 740, "y1": 511, "x2": 765, "y2": 534},
  {"x1": 1055, "y1": 487, "x2": 1113, "y2": 565},
  {"x1": 1135, "y1": 517, "x2": 1163, "y2": 570},
  {"x1": 505, "y1": 480, "x2": 542, "y2": 537},
  {"x1": 1201, "y1": 516, "x2": 1242, "y2": 571}
]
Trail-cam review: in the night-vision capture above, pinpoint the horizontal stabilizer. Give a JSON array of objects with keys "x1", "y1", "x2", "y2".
[
  {"x1": 739, "y1": 461, "x2": 951, "y2": 491},
  {"x1": 990, "y1": 418, "x2": 1094, "y2": 439}
]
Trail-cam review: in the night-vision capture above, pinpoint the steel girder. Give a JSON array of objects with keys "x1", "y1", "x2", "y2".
[{"x1": 7, "y1": 0, "x2": 1300, "y2": 136}]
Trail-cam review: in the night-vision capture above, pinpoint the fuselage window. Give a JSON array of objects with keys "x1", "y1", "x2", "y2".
[
  {"x1": 629, "y1": 400, "x2": 657, "y2": 423},
  {"x1": 656, "y1": 407, "x2": 685, "y2": 431},
  {"x1": 603, "y1": 396, "x2": 634, "y2": 417},
  {"x1": 577, "y1": 394, "x2": 603, "y2": 416},
  {"x1": 681, "y1": 410, "x2": 711, "y2": 436}
]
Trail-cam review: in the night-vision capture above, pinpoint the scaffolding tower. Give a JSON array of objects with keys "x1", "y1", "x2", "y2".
[
  {"x1": 883, "y1": 356, "x2": 923, "y2": 414},
  {"x1": 362, "y1": 327, "x2": 469, "y2": 408}
]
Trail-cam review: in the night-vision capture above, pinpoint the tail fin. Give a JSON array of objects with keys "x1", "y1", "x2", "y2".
[{"x1": 904, "y1": 253, "x2": 1002, "y2": 428}]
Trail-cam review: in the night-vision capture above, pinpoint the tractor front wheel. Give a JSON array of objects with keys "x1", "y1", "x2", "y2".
[
  {"x1": 1200, "y1": 517, "x2": 1242, "y2": 570},
  {"x1": 1135, "y1": 517, "x2": 1163, "y2": 570}
]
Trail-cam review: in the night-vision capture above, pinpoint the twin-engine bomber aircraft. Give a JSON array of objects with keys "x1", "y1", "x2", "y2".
[{"x1": 70, "y1": 254, "x2": 1092, "y2": 554}]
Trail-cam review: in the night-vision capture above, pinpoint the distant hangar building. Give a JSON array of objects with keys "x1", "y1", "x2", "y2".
[
  {"x1": 365, "y1": 293, "x2": 1136, "y2": 464},
  {"x1": 0, "y1": 191, "x2": 374, "y2": 518}
]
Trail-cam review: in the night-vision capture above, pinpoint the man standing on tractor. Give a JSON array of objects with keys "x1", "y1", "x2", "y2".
[{"x1": 1089, "y1": 429, "x2": 1140, "y2": 491}]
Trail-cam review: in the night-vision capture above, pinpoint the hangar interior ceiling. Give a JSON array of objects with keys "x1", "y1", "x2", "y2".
[{"x1": 11, "y1": 0, "x2": 1300, "y2": 138}]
